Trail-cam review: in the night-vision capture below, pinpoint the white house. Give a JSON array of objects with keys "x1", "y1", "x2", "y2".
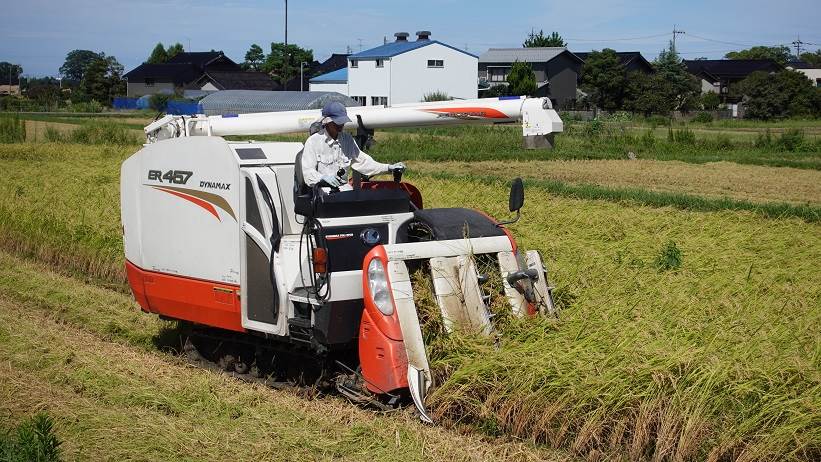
[{"x1": 309, "y1": 31, "x2": 478, "y2": 105}]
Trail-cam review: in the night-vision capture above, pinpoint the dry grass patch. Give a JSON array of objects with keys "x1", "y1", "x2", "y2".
[{"x1": 409, "y1": 160, "x2": 821, "y2": 206}]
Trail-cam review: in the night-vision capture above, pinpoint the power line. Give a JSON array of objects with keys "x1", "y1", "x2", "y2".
[
  {"x1": 566, "y1": 32, "x2": 670, "y2": 42},
  {"x1": 684, "y1": 32, "x2": 754, "y2": 47}
]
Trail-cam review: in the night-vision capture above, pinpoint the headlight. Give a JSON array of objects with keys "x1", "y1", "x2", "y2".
[{"x1": 367, "y1": 258, "x2": 394, "y2": 316}]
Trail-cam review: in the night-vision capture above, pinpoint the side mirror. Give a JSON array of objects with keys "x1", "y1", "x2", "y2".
[
  {"x1": 509, "y1": 177, "x2": 524, "y2": 212},
  {"x1": 498, "y1": 177, "x2": 524, "y2": 226}
]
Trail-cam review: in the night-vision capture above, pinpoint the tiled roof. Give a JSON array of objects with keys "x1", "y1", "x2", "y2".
[
  {"x1": 350, "y1": 40, "x2": 476, "y2": 60},
  {"x1": 684, "y1": 59, "x2": 782, "y2": 78},
  {"x1": 479, "y1": 47, "x2": 582, "y2": 63},
  {"x1": 202, "y1": 71, "x2": 278, "y2": 91}
]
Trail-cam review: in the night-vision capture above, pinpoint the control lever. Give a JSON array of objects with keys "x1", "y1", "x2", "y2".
[
  {"x1": 391, "y1": 166, "x2": 405, "y2": 183},
  {"x1": 330, "y1": 168, "x2": 346, "y2": 192}
]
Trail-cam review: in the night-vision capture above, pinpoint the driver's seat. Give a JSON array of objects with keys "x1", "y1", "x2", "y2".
[{"x1": 292, "y1": 149, "x2": 412, "y2": 219}]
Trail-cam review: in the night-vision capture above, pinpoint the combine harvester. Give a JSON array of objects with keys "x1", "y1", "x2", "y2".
[{"x1": 121, "y1": 96, "x2": 562, "y2": 422}]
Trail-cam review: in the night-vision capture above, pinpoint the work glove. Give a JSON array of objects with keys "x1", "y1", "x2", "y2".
[
  {"x1": 320, "y1": 174, "x2": 342, "y2": 188},
  {"x1": 388, "y1": 162, "x2": 406, "y2": 172}
]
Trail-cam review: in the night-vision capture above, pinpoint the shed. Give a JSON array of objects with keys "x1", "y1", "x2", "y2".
[{"x1": 198, "y1": 90, "x2": 360, "y2": 116}]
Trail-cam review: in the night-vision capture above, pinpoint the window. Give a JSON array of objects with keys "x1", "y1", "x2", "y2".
[
  {"x1": 376, "y1": 59, "x2": 384, "y2": 68},
  {"x1": 351, "y1": 96, "x2": 366, "y2": 105},
  {"x1": 488, "y1": 67, "x2": 509, "y2": 82},
  {"x1": 144, "y1": 78, "x2": 155, "y2": 87},
  {"x1": 427, "y1": 59, "x2": 444, "y2": 68},
  {"x1": 350, "y1": 59, "x2": 358, "y2": 68},
  {"x1": 370, "y1": 96, "x2": 388, "y2": 106},
  {"x1": 816, "y1": 78, "x2": 821, "y2": 88}
]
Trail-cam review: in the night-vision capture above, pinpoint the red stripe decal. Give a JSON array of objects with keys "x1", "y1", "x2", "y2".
[
  {"x1": 153, "y1": 186, "x2": 221, "y2": 221},
  {"x1": 422, "y1": 107, "x2": 509, "y2": 119}
]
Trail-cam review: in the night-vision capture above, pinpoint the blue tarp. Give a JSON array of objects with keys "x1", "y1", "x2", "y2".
[
  {"x1": 136, "y1": 95, "x2": 152, "y2": 110},
  {"x1": 166, "y1": 100, "x2": 202, "y2": 115},
  {"x1": 112, "y1": 97, "x2": 138, "y2": 110}
]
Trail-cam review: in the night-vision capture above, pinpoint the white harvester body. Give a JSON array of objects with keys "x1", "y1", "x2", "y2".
[{"x1": 121, "y1": 96, "x2": 559, "y2": 421}]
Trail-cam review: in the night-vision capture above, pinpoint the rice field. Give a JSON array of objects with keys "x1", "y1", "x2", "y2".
[
  {"x1": 0, "y1": 131, "x2": 819, "y2": 461},
  {"x1": 409, "y1": 159, "x2": 821, "y2": 206}
]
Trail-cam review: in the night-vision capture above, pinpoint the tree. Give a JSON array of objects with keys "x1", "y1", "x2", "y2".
[
  {"x1": 147, "y1": 43, "x2": 169, "y2": 64},
  {"x1": 699, "y1": 91, "x2": 721, "y2": 111},
  {"x1": 523, "y1": 30, "x2": 566, "y2": 47},
  {"x1": 77, "y1": 54, "x2": 126, "y2": 104},
  {"x1": 725, "y1": 46, "x2": 793, "y2": 66},
  {"x1": 506, "y1": 61, "x2": 537, "y2": 96},
  {"x1": 800, "y1": 49, "x2": 821, "y2": 67},
  {"x1": 623, "y1": 71, "x2": 674, "y2": 115},
  {"x1": 0, "y1": 62, "x2": 23, "y2": 85},
  {"x1": 243, "y1": 44, "x2": 265, "y2": 71},
  {"x1": 580, "y1": 49, "x2": 627, "y2": 110},
  {"x1": 59, "y1": 50, "x2": 101, "y2": 81},
  {"x1": 166, "y1": 43, "x2": 184, "y2": 60},
  {"x1": 738, "y1": 70, "x2": 821, "y2": 119},
  {"x1": 262, "y1": 42, "x2": 314, "y2": 84},
  {"x1": 653, "y1": 42, "x2": 700, "y2": 111}
]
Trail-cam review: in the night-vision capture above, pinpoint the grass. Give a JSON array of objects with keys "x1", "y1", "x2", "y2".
[
  {"x1": 0, "y1": 252, "x2": 567, "y2": 462},
  {"x1": 368, "y1": 124, "x2": 821, "y2": 170},
  {"x1": 0, "y1": 140, "x2": 819, "y2": 460},
  {"x1": 0, "y1": 114, "x2": 26, "y2": 143},
  {"x1": 0, "y1": 413, "x2": 62, "y2": 462},
  {"x1": 408, "y1": 159, "x2": 821, "y2": 206}
]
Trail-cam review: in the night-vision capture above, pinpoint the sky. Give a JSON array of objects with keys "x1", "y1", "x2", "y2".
[{"x1": 1, "y1": 0, "x2": 820, "y2": 77}]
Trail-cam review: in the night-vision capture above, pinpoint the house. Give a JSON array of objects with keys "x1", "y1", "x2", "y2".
[
  {"x1": 309, "y1": 68, "x2": 348, "y2": 94},
  {"x1": 124, "y1": 51, "x2": 276, "y2": 97},
  {"x1": 310, "y1": 31, "x2": 478, "y2": 105},
  {"x1": 478, "y1": 48, "x2": 583, "y2": 107},
  {"x1": 574, "y1": 51, "x2": 654, "y2": 74},
  {"x1": 683, "y1": 59, "x2": 782, "y2": 102},
  {"x1": 0, "y1": 84, "x2": 20, "y2": 96},
  {"x1": 284, "y1": 53, "x2": 349, "y2": 91},
  {"x1": 786, "y1": 61, "x2": 821, "y2": 88}
]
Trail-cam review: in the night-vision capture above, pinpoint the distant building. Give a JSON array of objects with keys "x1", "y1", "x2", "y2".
[
  {"x1": 786, "y1": 61, "x2": 821, "y2": 88},
  {"x1": 124, "y1": 51, "x2": 276, "y2": 97},
  {"x1": 309, "y1": 68, "x2": 348, "y2": 94},
  {"x1": 684, "y1": 59, "x2": 782, "y2": 102},
  {"x1": 574, "y1": 51, "x2": 654, "y2": 74},
  {"x1": 285, "y1": 53, "x2": 349, "y2": 92},
  {"x1": 478, "y1": 48, "x2": 583, "y2": 107},
  {"x1": 0, "y1": 84, "x2": 20, "y2": 96},
  {"x1": 310, "y1": 31, "x2": 478, "y2": 105}
]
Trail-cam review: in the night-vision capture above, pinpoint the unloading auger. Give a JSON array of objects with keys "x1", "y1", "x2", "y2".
[{"x1": 121, "y1": 95, "x2": 561, "y2": 421}]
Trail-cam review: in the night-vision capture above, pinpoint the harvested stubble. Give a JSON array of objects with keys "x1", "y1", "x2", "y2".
[
  {"x1": 0, "y1": 142, "x2": 818, "y2": 460},
  {"x1": 0, "y1": 252, "x2": 569, "y2": 462}
]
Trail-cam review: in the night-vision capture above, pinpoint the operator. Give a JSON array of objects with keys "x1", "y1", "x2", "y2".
[{"x1": 301, "y1": 101, "x2": 405, "y2": 191}]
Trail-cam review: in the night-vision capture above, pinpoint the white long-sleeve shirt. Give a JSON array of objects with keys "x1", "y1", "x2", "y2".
[{"x1": 301, "y1": 128, "x2": 389, "y2": 187}]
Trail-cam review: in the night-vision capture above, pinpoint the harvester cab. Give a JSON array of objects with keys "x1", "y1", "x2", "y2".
[{"x1": 121, "y1": 96, "x2": 561, "y2": 422}]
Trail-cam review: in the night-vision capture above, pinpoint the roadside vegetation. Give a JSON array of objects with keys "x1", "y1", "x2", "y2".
[{"x1": 0, "y1": 138, "x2": 818, "y2": 460}]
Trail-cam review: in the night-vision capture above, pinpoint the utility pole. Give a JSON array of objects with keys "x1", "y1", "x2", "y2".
[
  {"x1": 357, "y1": 38, "x2": 363, "y2": 52},
  {"x1": 792, "y1": 35, "x2": 804, "y2": 59},
  {"x1": 284, "y1": 0, "x2": 289, "y2": 88},
  {"x1": 672, "y1": 25, "x2": 685, "y2": 50}
]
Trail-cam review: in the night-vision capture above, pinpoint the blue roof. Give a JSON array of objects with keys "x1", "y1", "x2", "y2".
[
  {"x1": 310, "y1": 68, "x2": 347, "y2": 83},
  {"x1": 350, "y1": 40, "x2": 477, "y2": 60}
]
